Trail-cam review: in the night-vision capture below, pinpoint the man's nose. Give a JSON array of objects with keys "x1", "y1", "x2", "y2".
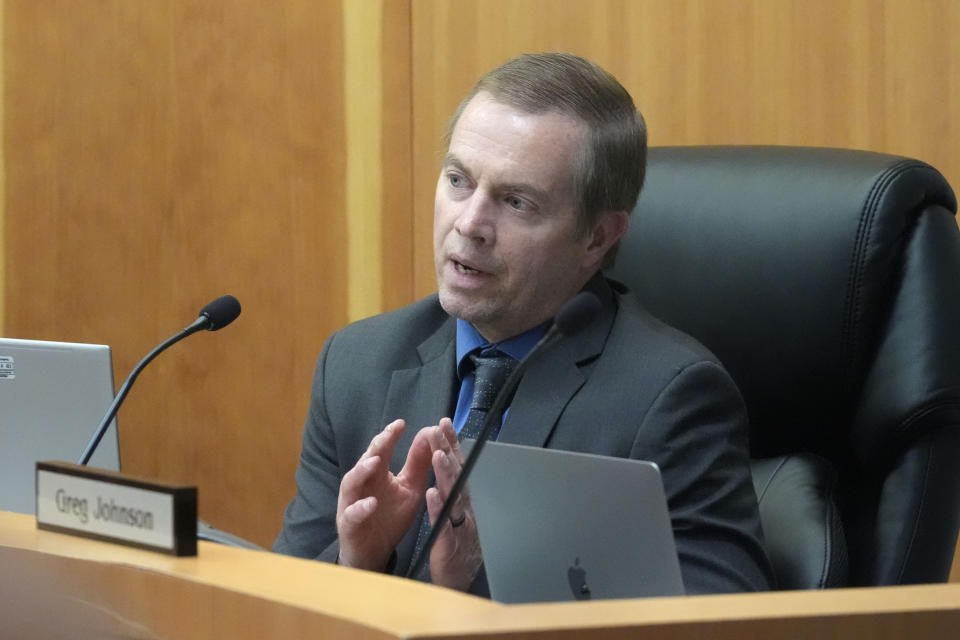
[{"x1": 454, "y1": 193, "x2": 495, "y2": 243}]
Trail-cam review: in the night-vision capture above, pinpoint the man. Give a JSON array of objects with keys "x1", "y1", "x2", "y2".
[{"x1": 274, "y1": 53, "x2": 773, "y2": 595}]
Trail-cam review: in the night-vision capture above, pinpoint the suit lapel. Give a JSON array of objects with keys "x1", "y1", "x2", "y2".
[
  {"x1": 500, "y1": 275, "x2": 618, "y2": 448},
  {"x1": 381, "y1": 318, "x2": 458, "y2": 460},
  {"x1": 499, "y1": 341, "x2": 586, "y2": 447}
]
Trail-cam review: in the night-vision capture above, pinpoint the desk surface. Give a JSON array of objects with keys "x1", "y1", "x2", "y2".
[{"x1": 2, "y1": 510, "x2": 959, "y2": 639}]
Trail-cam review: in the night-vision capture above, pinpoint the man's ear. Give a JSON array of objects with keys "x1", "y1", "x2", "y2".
[{"x1": 583, "y1": 210, "x2": 629, "y2": 270}]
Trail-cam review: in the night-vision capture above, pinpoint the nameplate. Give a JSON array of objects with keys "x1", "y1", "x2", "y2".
[{"x1": 35, "y1": 461, "x2": 197, "y2": 556}]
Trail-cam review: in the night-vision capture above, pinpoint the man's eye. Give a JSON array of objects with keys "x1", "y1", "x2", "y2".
[
  {"x1": 448, "y1": 174, "x2": 465, "y2": 188},
  {"x1": 506, "y1": 195, "x2": 530, "y2": 211}
]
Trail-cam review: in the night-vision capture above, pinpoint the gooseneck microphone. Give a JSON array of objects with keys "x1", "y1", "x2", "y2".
[
  {"x1": 407, "y1": 291, "x2": 601, "y2": 578},
  {"x1": 77, "y1": 295, "x2": 241, "y2": 466}
]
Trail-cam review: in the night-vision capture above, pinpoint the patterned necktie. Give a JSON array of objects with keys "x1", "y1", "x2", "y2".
[
  {"x1": 410, "y1": 349, "x2": 518, "y2": 579},
  {"x1": 459, "y1": 350, "x2": 519, "y2": 441}
]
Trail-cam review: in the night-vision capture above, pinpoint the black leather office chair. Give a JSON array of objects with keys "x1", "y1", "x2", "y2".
[{"x1": 611, "y1": 146, "x2": 960, "y2": 589}]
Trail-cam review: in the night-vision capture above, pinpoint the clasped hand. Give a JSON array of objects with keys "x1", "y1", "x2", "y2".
[{"x1": 335, "y1": 417, "x2": 482, "y2": 591}]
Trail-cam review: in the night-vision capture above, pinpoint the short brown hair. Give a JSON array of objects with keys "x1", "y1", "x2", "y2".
[{"x1": 446, "y1": 53, "x2": 647, "y2": 266}]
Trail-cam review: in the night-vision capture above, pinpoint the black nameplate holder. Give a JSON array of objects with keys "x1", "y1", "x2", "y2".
[{"x1": 35, "y1": 461, "x2": 197, "y2": 556}]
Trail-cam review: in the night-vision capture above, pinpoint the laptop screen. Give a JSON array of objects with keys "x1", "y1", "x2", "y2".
[
  {"x1": 464, "y1": 440, "x2": 684, "y2": 603},
  {"x1": 0, "y1": 338, "x2": 121, "y2": 514}
]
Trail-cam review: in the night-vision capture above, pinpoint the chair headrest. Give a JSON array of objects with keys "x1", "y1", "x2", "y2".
[{"x1": 612, "y1": 146, "x2": 957, "y2": 459}]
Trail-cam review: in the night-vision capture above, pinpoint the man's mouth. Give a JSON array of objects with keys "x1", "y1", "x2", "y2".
[{"x1": 454, "y1": 261, "x2": 481, "y2": 275}]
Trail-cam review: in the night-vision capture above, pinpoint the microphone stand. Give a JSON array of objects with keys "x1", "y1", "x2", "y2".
[
  {"x1": 77, "y1": 294, "x2": 239, "y2": 466},
  {"x1": 77, "y1": 317, "x2": 208, "y2": 465}
]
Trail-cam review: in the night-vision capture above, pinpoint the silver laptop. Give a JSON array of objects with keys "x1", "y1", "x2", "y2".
[
  {"x1": 0, "y1": 338, "x2": 121, "y2": 514},
  {"x1": 464, "y1": 440, "x2": 685, "y2": 603}
]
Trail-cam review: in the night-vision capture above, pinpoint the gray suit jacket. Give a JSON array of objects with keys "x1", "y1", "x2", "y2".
[{"x1": 274, "y1": 276, "x2": 774, "y2": 594}]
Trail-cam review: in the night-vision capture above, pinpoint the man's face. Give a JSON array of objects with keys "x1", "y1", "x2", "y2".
[{"x1": 433, "y1": 92, "x2": 604, "y2": 342}]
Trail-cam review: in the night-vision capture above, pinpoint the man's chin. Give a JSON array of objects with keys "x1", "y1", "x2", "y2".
[{"x1": 438, "y1": 291, "x2": 493, "y2": 325}]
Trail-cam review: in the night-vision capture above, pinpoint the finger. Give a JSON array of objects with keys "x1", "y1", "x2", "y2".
[
  {"x1": 439, "y1": 417, "x2": 456, "y2": 445},
  {"x1": 397, "y1": 426, "x2": 434, "y2": 490},
  {"x1": 431, "y1": 447, "x2": 462, "y2": 506},
  {"x1": 425, "y1": 421, "x2": 459, "y2": 468},
  {"x1": 430, "y1": 423, "x2": 453, "y2": 456},
  {"x1": 427, "y1": 482, "x2": 467, "y2": 534},
  {"x1": 438, "y1": 418, "x2": 464, "y2": 465},
  {"x1": 425, "y1": 485, "x2": 457, "y2": 531},
  {"x1": 432, "y1": 445, "x2": 474, "y2": 515},
  {"x1": 362, "y1": 419, "x2": 406, "y2": 460},
  {"x1": 425, "y1": 486, "x2": 441, "y2": 526},
  {"x1": 340, "y1": 495, "x2": 378, "y2": 528},
  {"x1": 339, "y1": 454, "x2": 383, "y2": 504}
]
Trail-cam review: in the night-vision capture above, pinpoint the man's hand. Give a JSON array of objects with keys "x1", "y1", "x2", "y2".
[
  {"x1": 336, "y1": 419, "x2": 432, "y2": 571},
  {"x1": 424, "y1": 418, "x2": 484, "y2": 591}
]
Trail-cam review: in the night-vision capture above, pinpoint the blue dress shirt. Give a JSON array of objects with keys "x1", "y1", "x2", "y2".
[{"x1": 452, "y1": 319, "x2": 547, "y2": 439}]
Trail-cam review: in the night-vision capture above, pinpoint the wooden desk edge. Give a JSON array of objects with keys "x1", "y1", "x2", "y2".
[{"x1": 3, "y1": 510, "x2": 959, "y2": 639}]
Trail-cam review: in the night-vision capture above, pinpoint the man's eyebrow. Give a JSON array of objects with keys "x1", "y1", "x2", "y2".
[
  {"x1": 498, "y1": 181, "x2": 550, "y2": 205},
  {"x1": 442, "y1": 153, "x2": 466, "y2": 171},
  {"x1": 442, "y1": 153, "x2": 550, "y2": 204}
]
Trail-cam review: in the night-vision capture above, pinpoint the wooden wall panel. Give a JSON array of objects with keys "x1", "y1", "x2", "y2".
[
  {"x1": 378, "y1": 0, "x2": 414, "y2": 312},
  {"x1": 411, "y1": 0, "x2": 960, "y2": 296},
  {"x1": 343, "y1": 0, "x2": 413, "y2": 319},
  {"x1": 3, "y1": 0, "x2": 958, "y2": 569},
  {"x1": 2, "y1": 0, "x2": 362, "y2": 547}
]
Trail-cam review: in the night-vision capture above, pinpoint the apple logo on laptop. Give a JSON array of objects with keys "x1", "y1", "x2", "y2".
[{"x1": 567, "y1": 557, "x2": 592, "y2": 600}]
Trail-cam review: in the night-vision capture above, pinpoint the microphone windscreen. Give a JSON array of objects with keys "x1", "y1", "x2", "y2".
[
  {"x1": 555, "y1": 292, "x2": 601, "y2": 337},
  {"x1": 199, "y1": 295, "x2": 242, "y2": 331}
]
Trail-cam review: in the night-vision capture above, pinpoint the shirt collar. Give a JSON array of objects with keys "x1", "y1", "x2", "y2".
[{"x1": 455, "y1": 318, "x2": 548, "y2": 379}]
